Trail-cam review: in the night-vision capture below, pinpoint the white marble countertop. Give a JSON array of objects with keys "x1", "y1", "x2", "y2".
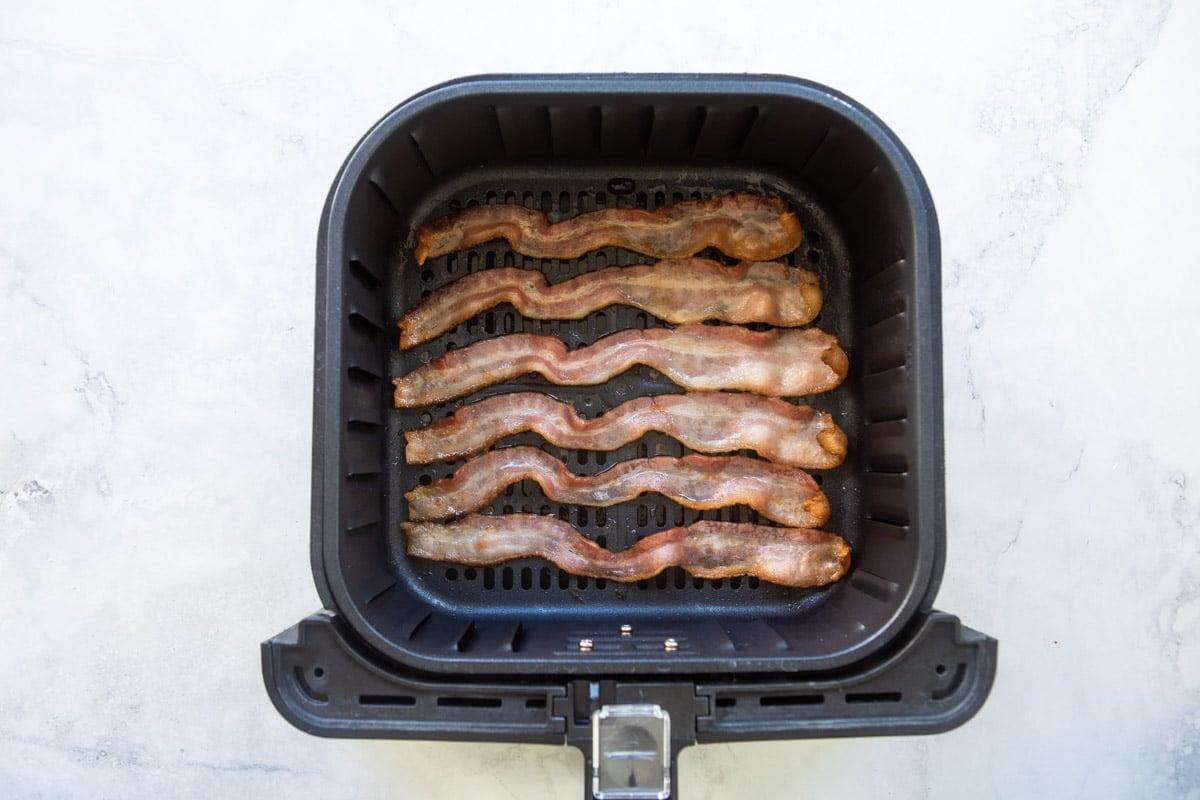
[{"x1": 3, "y1": 1, "x2": 1198, "y2": 797}]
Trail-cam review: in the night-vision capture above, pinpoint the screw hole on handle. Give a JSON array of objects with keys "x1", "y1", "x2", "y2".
[
  {"x1": 935, "y1": 664, "x2": 947, "y2": 675},
  {"x1": 313, "y1": 667, "x2": 325, "y2": 679}
]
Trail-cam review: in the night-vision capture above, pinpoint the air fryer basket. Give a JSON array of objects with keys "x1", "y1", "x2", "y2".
[{"x1": 312, "y1": 74, "x2": 944, "y2": 675}]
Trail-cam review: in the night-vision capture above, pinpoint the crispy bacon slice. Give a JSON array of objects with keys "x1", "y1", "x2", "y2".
[
  {"x1": 405, "y1": 447, "x2": 829, "y2": 527},
  {"x1": 392, "y1": 324, "x2": 847, "y2": 407},
  {"x1": 413, "y1": 194, "x2": 803, "y2": 265},
  {"x1": 403, "y1": 391, "x2": 846, "y2": 468},
  {"x1": 398, "y1": 259, "x2": 821, "y2": 349},
  {"x1": 403, "y1": 514, "x2": 850, "y2": 587}
]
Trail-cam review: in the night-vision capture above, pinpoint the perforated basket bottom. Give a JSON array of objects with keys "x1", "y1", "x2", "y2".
[{"x1": 386, "y1": 167, "x2": 861, "y2": 620}]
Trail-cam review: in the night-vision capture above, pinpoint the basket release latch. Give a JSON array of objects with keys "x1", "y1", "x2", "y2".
[{"x1": 591, "y1": 704, "x2": 671, "y2": 800}]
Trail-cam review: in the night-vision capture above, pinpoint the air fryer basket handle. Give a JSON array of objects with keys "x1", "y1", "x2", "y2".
[{"x1": 263, "y1": 611, "x2": 996, "y2": 798}]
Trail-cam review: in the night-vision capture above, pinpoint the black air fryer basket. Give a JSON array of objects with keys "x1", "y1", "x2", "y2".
[{"x1": 263, "y1": 74, "x2": 995, "y2": 799}]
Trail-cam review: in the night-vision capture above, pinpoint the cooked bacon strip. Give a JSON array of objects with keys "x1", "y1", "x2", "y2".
[
  {"x1": 405, "y1": 447, "x2": 829, "y2": 527},
  {"x1": 398, "y1": 259, "x2": 821, "y2": 349},
  {"x1": 392, "y1": 324, "x2": 847, "y2": 407},
  {"x1": 413, "y1": 194, "x2": 803, "y2": 265},
  {"x1": 404, "y1": 514, "x2": 850, "y2": 587},
  {"x1": 403, "y1": 391, "x2": 846, "y2": 468}
]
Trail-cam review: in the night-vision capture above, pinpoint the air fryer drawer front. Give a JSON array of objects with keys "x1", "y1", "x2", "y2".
[{"x1": 263, "y1": 611, "x2": 996, "y2": 797}]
